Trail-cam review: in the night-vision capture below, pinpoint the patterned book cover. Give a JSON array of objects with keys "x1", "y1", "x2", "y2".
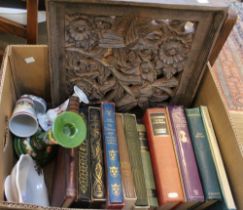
[
  {"x1": 76, "y1": 108, "x2": 91, "y2": 203},
  {"x1": 123, "y1": 113, "x2": 149, "y2": 207},
  {"x1": 143, "y1": 108, "x2": 184, "y2": 209},
  {"x1": 200, "y1": 106, "x2": 236, "y2": 210},
  {"x1": 116, "y1": 113, "x2": 137, "y2": 209},
  {"x1": 101, "y1": 102, "x2": 124, "y2": 209},
  {"x1": 137, "y1": 123, "x2": 159, "y2": 208},
  {"x1": 185, "y1": 107, "x2": 222, "y2": 208},
  {"x1": 89, "y1": 106, "x2": 106, "y2": 203},
  {"x1": 167, "y1": 105, "x2": 204, "y2": 208}
]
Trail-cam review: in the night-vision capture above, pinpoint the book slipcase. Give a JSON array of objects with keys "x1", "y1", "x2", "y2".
[{"x1": 0, "y1": 2, "x2": 241, "y2": 210}]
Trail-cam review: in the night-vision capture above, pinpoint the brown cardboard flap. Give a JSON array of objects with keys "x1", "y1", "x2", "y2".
[
  {"x1": 195, "y1": 63, "x2": 243, "y2": 210},
  {"x1": 8, "y1": 45, "x2": 50, "y2": 103}
]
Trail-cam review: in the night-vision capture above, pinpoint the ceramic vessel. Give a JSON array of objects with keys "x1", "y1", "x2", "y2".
[
  {"x1": 4, "y1": 176, "x2": 18, "y2": 202},
  {"x1": 22, "y1": 94, "x2": 47, "y2": 114},
  {"x1": 38, "y1": 85, "x2": 89, "y2": 131},
  {"x1": 16, "y1": 154, "x2": 49, "y2": 206},
  {"x1": 13, "y1": 130, "x2": 57, "y2": 166},
  {"x1": 9, "y1": 96, "x2": 38, "y2": 137},
  {"x1": 4, "y1": 154, "x2": 49, "y2": 206}
]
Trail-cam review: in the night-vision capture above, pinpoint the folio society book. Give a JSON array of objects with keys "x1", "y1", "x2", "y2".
[
  {"x1": 101, "y1": 102, "x2": 124, "y2": 209},
  {"x1": 51, "y1": 148, "x2": 76, "y2": 208},
  {"x1": 88, "y1": 106, "x2": 106, "y2": 204},
  {"x1": 167, "y1": 106, "x2": 204, "y2": 209},
  {"x1": 116, "y1": 113, "x2": 137, "y2": 210},
  {"x1": 143, "y1": 108, "x2": 184, "y2": 209},
  {"x1": 123, "y1": 113, "x2": 149, "y2": 208},
  {"x1": 200, "y1": 106, "x2": 236, "y2": 210},
  {"x1": 137, "y1": 123, "x2": 159, "y2": 209},
  {"x1": 185, "y1": 107, "x2": 222, "y2": 209}
]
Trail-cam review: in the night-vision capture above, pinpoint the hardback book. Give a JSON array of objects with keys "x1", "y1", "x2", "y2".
[
  {"x1": 116, "y1": 113, "x2": 137, "y2": 210},
  {"x1": 51, "y1": 97, "x2": 79, "y2": 208},
  {"x1": 76, "y1": 135, "x2": 91, "y2": 203},
  {"x1": 137, "y1": 123, "x2": 159, "y2": 209},
  {"x1": 51, "y1": 147, "x2": 76, "y2": 208},
  {"x1": 123, "y1": 113, "x2": 149, "y2": 208},
  {"x1": 167, "y1": 106, "x2": 204, "y2": 210},
  {"x1": 75, "y1": 107, "x2": 91, "y2": 205},
  {"x1": 200, "y1": 106, "x2": 236, "y2": 210},
  {"x1": 143, "y1": 108, "x2": 184, "y2": 209},
  {"x1": 89, "y1": 106, "x2": 106, "y2": 204},
  {"x1": 101, "y1": 102, "x2": 124, "y2": 209},
  {"x1": 185, "y1": 107, "x2": 222, "y2": 209}
]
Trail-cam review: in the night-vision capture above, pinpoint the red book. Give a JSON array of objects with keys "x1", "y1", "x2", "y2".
[{"x1": 143, "y1": 108, "x2": 184, "y2": 209}]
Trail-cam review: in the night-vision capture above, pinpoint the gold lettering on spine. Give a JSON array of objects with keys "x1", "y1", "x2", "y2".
[
  {"x1": 90, "y1": 107, "x2": 105, "y2": 199},
  {"x1": 150, "y1": 113, "x2": 169, "y2": 136},
  {"x1": 78, "y1": 139, "x2": 89, "y2": 194}
]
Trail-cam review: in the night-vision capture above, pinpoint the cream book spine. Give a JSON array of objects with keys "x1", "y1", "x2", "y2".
[{"x1": 200, "y1": 106, "x2": 236, "y2": 210}]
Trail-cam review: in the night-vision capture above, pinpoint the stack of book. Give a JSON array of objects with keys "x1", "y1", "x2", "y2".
[{"x1": 51, "y1": 102, "x2": 236, "y2": 210}]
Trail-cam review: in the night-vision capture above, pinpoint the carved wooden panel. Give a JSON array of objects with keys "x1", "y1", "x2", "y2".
[{"x1": 46, "y1": 0, "x2": 228, "y2": 110}]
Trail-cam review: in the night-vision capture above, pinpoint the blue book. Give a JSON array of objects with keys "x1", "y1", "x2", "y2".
[
  {"x1": 185, "y1": 107, "x2": 222, "y2": 209},
  {"x1": 101, "y1": 102, "x2": 124, "y2": 208}
]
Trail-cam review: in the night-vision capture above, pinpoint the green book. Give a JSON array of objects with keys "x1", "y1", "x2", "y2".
[
  {"x1": 137, "y1": 124, "x2": 158, "y2": 208},
  {"x1": 185, "y1": 107, "x2": 222, "y2": 209},
  {"x1": 123, "y1": 114, "x2": 149, "y2": 207}
]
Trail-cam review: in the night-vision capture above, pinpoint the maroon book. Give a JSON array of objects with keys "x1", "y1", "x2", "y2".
[{"x1": 51, "y1": 148, "x2": 76, "y2": 207}]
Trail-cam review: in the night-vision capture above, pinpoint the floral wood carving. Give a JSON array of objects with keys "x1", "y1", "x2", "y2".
[{"x1": 65, "y1": 14, "x2": 196, "y2": 111}]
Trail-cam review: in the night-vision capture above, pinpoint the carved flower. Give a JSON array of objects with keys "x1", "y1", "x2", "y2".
[
  {"x1": 68, "y1": 18, "x2": 98, "y2": 50},
  {"x1": 156, "y1": 37, "x2": 190, "y2": 78},
  {"x1": 159, "y1": 39, "x2": 186, "y2": 65}
]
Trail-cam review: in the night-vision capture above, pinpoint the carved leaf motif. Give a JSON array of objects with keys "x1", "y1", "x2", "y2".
[{"x1": 64, "y1": 14, "x2": 195, "y2": 110}]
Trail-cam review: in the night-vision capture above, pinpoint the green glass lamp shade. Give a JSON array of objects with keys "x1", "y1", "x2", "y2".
[{"x1": 52, "y1": 111, "x2": 87, "y2": 148}]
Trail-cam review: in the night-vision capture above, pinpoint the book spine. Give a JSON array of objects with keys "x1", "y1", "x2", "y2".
[
  {"x1": 101, "y1": 102, "x2": 124, "y2": 208},
  {"x1": 89, "y1": 106, "x2": 106, "y2": 202},
  {"x1": 167, "y1": 106, "x2": 204, "y2": 203},
  {"x1": 77, "y1": 136, "x2": 91, "y2": 202},
  {"x1": 123, "y1": 113, "x2": 149, "y2": 207},
  {"x1": 143, "y1": 108, "x2": 184, "y2": 208},
  {"x1": 185, "y1": 108, "x2": 222, "y2": 201},
  {"x1": 51, "y1": 147, "x2": 66, "y2": 207},
  {"x1": 116, "y1": 113, "x2": 137, "y2": 209},
  {"x1": 200, "y1": 106, "x2": 236, "y2": 210},
  {"x1": 64, "y1": 148, "x2": 77, "y2": 208},
  {"x1": 63, "y1": 96, "x2": 79, "y2": 207},
  {"x1": 137, "y1": 123, "x2": 159, "y2": 208}
]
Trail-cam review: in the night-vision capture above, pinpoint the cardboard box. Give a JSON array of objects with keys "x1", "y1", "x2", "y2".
[
  {"x1": 0, "y1": 45, "x2": 242, "y2": 210},
  {"x1": 195, "y1": 64, "x2": 243, "y2": 210}
]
